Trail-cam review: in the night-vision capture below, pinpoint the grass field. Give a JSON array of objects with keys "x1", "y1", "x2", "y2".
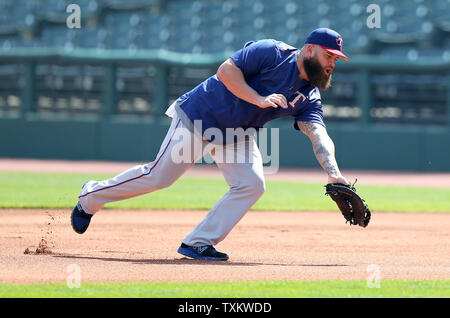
[
  {"x1": 1, "y1": 280, "x2": 449, "y2": 298},
  {"x1": 1, "y1": 171, "x2": 449, "y2": 298},
  {"x1": 1, "y1": 172, "x2": 450, "y2": 212}
]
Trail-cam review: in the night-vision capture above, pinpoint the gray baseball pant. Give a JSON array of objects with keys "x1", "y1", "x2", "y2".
[{"x1": 78, "y1": 112, "x2": 265, "y2": 246}]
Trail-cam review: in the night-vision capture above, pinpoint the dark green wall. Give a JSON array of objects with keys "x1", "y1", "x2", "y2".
[
  {"x1": 273, "y1": 121, "x2": 449, "y2": 171},
  {"x1": 2, "y1": 115, "x2": 449, "y2": 172}
]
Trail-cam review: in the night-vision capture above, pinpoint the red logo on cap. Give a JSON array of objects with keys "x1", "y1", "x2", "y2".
[{"x1": 336, "y1": 36, "x2": 343, "y2": 50}]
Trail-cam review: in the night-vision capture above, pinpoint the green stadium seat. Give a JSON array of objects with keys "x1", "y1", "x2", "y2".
[{"x1": 0, "y1": 0, "x2": 448, "y2": 59}]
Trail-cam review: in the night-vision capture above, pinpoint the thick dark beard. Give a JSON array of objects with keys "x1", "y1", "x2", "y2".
[{"x1": 303, "y1": 57, "x2": 332, "y2": 90}]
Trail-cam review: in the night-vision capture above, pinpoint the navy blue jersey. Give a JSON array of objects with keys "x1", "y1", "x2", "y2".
[{"x1": 174, "y1": 39, "x2": 325, "y2": 144}]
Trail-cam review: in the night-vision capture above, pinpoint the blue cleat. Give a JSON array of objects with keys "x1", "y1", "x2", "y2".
[
  {"x1": 71, "y1": 201, "x2": 93, "y2": 234},
  {"x1": 177, "y1": 243, "x2": 229, "y2": 261}
]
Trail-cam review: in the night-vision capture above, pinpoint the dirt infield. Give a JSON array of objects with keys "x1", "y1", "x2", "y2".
[
  {"x1": 1, "y1": 209, "x2": 449, "y2": 284},
  {"x1": 0, "y1": 159, "x2": 449, "y2": 284}
]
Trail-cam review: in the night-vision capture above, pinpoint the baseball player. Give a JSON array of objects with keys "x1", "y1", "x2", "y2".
[{"x1": 71, "y1": 28, "x2": 351, "y2": 261}]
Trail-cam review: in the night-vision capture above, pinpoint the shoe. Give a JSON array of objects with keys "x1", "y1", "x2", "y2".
[
  {"x1": 71, "y1": 201, "x2": 92, "y2": 234},
  {"x1": 177, "y1": 243, "x2": 229, "y2": 261}
]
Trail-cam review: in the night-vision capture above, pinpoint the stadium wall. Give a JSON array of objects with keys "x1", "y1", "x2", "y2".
[{"x1": 1, "y1": 115, "x2": 449, "y2": 172}]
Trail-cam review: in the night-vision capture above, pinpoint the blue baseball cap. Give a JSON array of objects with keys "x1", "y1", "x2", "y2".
[{"x1": 305, "y1": 28, "x2": 350, "y2": 61}]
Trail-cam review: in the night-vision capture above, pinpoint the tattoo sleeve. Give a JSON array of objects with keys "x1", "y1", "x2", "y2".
[{"x1": 297, "y1": 121, "x2": 341, "y2": 177}]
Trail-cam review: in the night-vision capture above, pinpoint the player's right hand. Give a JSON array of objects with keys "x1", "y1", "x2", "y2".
[
  {"x1": 258, "y1": 94, "x2": 288, "y2": 109},
  {"x1": 328, "y1": 175, "x2": 350, "y2": 185}
]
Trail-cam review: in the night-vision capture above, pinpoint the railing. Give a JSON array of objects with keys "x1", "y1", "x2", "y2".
[{"x1": 1, "y1": 47, "x2": 449, "y2": 126}]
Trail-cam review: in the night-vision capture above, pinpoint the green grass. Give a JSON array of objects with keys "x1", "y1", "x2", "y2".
[
  {"x1": 0, "y1": 280, "x2": 448, "y2": 298},
  {"x1": 0, "y1": 172, "x2": 449, "y2": 212}
]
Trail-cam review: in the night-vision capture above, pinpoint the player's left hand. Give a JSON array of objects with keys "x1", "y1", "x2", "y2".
[{"x1": 325, "y1": 181, "x2": 371, "y2": 227}]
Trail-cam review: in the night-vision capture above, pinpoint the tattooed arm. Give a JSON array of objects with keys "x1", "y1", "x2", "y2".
[{"x1": 297, "y1": 121, "x2": 349, "y2": 185}]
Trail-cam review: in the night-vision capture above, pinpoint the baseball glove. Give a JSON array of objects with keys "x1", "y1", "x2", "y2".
[{"x1": 325, "y1": 181, "x2": 371, "y2": 227}]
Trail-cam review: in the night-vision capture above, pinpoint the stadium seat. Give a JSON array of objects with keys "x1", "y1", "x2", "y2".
[{"x1": 0, "y1": 0, "x2": 448, "y2": 59}]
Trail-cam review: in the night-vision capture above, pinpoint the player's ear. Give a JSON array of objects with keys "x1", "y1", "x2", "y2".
[{"x1": 306, "y1": 44, "x2": 315, "y2": 58}]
